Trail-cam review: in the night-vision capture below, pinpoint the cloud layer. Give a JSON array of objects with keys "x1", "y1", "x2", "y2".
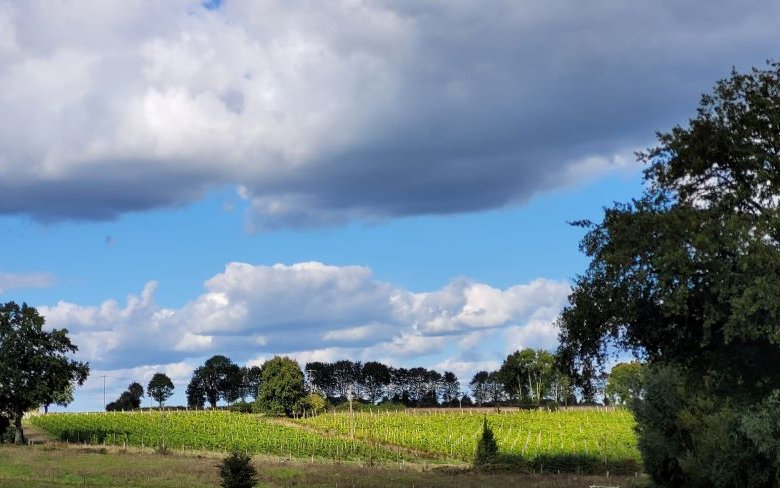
[
  {"x1": 0, "y1": 270, "x2": 54, "y2": 293},
  {"x1": 40, "y1": 262, "x2": 570, "y2": 388},
  {"x1": 1, "y1": 1, "x2": 777, "y2": 229}
]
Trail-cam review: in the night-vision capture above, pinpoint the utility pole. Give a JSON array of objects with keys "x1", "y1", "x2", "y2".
[{"x1": 101, "y1": 375, "x2": 108, "y2": 410}]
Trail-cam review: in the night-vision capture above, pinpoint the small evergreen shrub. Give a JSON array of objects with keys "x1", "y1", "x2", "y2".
[{"x1": 219, "y1": 451, "x2": 259, "y2": 488}]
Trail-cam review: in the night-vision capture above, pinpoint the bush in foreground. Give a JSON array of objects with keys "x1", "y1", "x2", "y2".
[{"x1": 219, "y1": 451, "x2": 259, "y2": 488}]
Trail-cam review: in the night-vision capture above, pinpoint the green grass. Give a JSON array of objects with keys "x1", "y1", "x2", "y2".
[{"x1": 0, "y1": 444, "x2": 640, "y2": 487}]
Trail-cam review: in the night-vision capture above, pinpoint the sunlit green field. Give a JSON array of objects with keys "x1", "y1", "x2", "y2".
[
  {"x1": 303, "y1": 408, "x2": 640, "y2": 470},
  {"x1": 31, "y1": 411, "x2": 406, "y2": 462},
  {"x1": 31, "y1": 408, "x2": 641, "y2": 473}
]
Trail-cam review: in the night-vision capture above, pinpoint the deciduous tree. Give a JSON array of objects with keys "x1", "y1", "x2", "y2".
[
  {"x1": 147, "y1": 373, "x2": 175, "y2": 408},
  {"x1": 0, "y1": 302, "x2": 89, "y2": 443},
  {"x1": 557, "y1": 62, "x2": 780, "y2": 486}
]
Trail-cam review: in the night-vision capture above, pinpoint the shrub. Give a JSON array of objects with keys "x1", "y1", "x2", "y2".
[
  {"x1": 219, "y1": 451, "x2": 259, "y2": 488},
  {"x1": 228, "y1": 401, "x2": 254, "y2": 414}
]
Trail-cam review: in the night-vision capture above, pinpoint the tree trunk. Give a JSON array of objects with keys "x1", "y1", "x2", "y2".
[{"x1": 14, "y1": 411, "x2": 25, "y2": 445}]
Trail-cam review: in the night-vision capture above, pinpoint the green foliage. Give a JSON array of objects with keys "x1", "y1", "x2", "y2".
[
  {"x1": 474, "y1": 417, "x2": 498, "y2": 465},
  {"x1": 256, "y1": 357, "x2": 305, "y2": 417},
  {"x1": 605, "y1": 362, "x2": 645, "y2": 406},
  {"x1": 497, "y1": 349, "x2": 556, "y2": 404},
  {"x1": 147, "y1": 373, "x2": 175, "y2": 407},
  {"x1": 228, "y1": 401, "x2": 254, "y2": 413},
  {"x1": 107, "y1": 382, "x2": 145, "y2": 411},
  {"x1": 0, "y1": 302, "x2": 89, "y2": 443},
  {"x1": 219, "y1": 451, "x2": 258, "y2": 488},
  {"x1": 188, "y1": 355, "x2": 243, "y2": 408},
  {"x1": 293, "y1": 393, "x2": 326, "y2": 417},
  {"x1": 0, "y1": 415, "x2": 13, "y2": 444},
  {"x1": 633, "y1": 364, "x2": 777, "y2": 487},
  {"x1": 557, "y1": 62, "x2": 780, "y2": 484}
]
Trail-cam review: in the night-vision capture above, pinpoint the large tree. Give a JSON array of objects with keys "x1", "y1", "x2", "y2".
[
  {"x1": 0, "y1": 302, "x2": 89, "y2": 443},
  {"x1": 147, "y1": 373, "x2": 174, "y2": 408},
  {"x1": 605, "y1": 362, "x2": 644, "y2": 406},
  {"x1": 188, "y1": 355, "x2": 242, "y2": 408},
  {"x1": 361, "y1": 361, "x2": 391, "y2": 403},
  {"x1": 256, "y1": 356, "x2": 305, "y2": 417},
  {"x1": 557, "y1": 63, "x2": 780, "y2": 486}
]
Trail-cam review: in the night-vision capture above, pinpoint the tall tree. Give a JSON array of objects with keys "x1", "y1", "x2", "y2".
[
  {"x1": 469, "y1": 371, "x2": 489, "y2": 406},
  {"x1": 557, "y1": 63, "x2": 780, "y2": 485},
  {"x1": 304, "y1": 362, "x2": 335, "y2": 398},
  {"x1": 241, "y1": 366, "x2": 263, "y2": 401},
  {"x1": 361, "y1": 361, "x2": 391, "y2": 403},
  {"x1": 147, "y1": 373, "x2": 175, "y2": 408},
  {"x1": 127, "y1": 382, "x2": 144, "y2": 407},
  {"x1": 189, "y1": 355, "x2": 242, "y2": 408},
  {"x1": 441, "y1": 371, "x2": 461, "y2": 406},
  {"x1": 605, "y1": 362, "x2": 645, "y2": 406},
  {"x1": 0, "y1": 302, "x2": 89, "y2": 443},
  {"x1": 106, "y1": 382, "x2": 144, "y2": 411},
  {"x1": 256, "y1": 356, "x2": 305, "y2": 417},
  {"x1": 186, "y1": 378, "x2": 206, "y2": 409}
]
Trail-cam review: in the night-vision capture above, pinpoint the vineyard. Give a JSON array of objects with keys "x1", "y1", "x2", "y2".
[
  {"x1": 30, "y1": 411, "x2": 408, "y2": 462},
  {"x1": 301, "y1": 408, "x2": 640, "y2": 471},
  {"x1": 31, "y1": 408, "x2": 641, "y2": 473}
]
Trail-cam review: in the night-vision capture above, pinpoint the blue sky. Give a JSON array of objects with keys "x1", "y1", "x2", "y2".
[{"x1": 0, "y1": 0, "x2": 778, "y2": 410}]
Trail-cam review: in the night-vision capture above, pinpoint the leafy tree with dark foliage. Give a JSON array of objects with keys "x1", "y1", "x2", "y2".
[
  {"x1": 189, "y1": 355, "x2": 243, "y2": 408},
  {"x1": 605, "y1": 362, "x2": 644, "y2": 406},
  {"x1": 557, "y1": 62, "x2": 780, "y2": 487},
  {"x1": 0, "y1": 302, "x2": 89, "y2": 443},
  {"x1": 147, "y1": 373, "x2": 175, "y2": 407},
  {"x1": 256, "y1": 356, "x2": 305, "y2": 417},
  {"x1": 186, "y1": 378, "x2": 206, "y2": 408},
  {"x1": 106, "y1": 382, "x2": 144, "y2": 411},
  {"x1": 241, "y1": 366, "x2": 263, "y2": 401}
]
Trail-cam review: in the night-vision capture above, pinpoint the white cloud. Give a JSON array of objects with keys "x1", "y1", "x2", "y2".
[
  {"x1": 38, "y1": 261, "x2": 570, "y2": 372},
  {"x1": 0, "y1": 270, "x2": 54, "y2": 293},
  {"x1": 0, "y1": 0, "x2": 777, "y2": 227}
]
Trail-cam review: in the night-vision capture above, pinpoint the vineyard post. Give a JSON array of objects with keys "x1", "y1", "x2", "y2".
[{"x1": 348, "y1": 384, "x2": 355, "y2": 440}]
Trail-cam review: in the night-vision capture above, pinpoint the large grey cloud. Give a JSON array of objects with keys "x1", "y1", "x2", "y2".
[{"x1": 1, "y1": 1, "x2": 778, "y2": 229}]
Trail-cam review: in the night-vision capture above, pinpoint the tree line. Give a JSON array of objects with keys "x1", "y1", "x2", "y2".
[{"x1": 104, "y1": 351, "x2": 646, "y2": 415}]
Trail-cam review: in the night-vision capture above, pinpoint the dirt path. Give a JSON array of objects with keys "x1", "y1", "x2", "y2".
[{"x1": 20, "y1": 422, "x2": 55, "y2": 445}]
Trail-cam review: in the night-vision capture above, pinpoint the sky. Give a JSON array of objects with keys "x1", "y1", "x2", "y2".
[{"x1": 0, "y1": 0, "x2": 778, "y2": 411}]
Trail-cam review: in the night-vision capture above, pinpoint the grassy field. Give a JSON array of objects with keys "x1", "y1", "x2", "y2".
[
  {"x1": 30, "y1": 408, "x2": 642, "y2": 475},
  {"x1": 0, "y1": 444, "x2": 640, "y2": 487}
]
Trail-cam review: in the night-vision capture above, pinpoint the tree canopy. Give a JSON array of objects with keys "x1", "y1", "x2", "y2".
[
  {"x1": 256, "y1": 356, "x2": 305, "y2": 417},
  {"x1": 0, "y1": 302, "x2": 89, "y2": 443},
  {"x1": 557, "y1": 62, "x2": 780, "y2": 486},
  {"x1": 147, "y1": 373, "x2": 174, "y2": 408},
  {"x1": 187, "y1": 355, "x2": 243, "y2": 408}
]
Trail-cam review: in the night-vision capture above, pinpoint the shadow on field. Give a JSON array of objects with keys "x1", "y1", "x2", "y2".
[
  {"x1": 57, "y1": 428, "x2": 131, "y2": 445},
  {"x1": 486, "y1": 453, "x2": 640, "y2": 475}
]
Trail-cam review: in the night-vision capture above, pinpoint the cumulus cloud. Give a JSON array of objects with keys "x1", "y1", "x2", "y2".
[
  {"x1": 1, "y1": 1, "x2": 777, "y2": 228},
  {"x1": 39, "y1": 261, "x2": 570, "y2": 371}
]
